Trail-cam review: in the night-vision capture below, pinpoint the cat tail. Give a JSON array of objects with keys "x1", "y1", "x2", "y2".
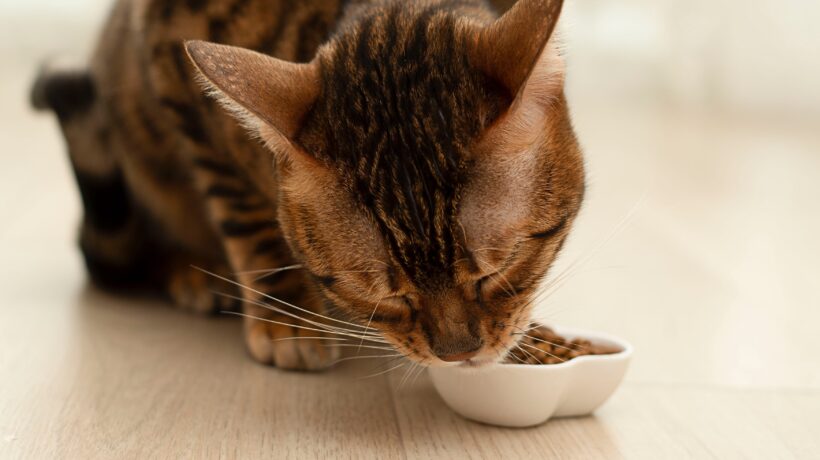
[
  {"x1": 30, "y1": 61, "x2": 96, "y2": 116},
  {"x1": 31, "y1": 60, "x2": 156, "y2": 290}
]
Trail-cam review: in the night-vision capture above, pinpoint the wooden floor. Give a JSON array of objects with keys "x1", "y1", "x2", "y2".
[{"x1": 2, "y1": 3, "x2": 820, "y2": 459}]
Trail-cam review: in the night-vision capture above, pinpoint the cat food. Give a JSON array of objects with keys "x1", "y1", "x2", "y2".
[{"x1": 506, "y1": 324, "x2": 622, "y2": 365}]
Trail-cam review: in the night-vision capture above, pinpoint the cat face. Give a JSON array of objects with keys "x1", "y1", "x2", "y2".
[
  {"x1": 187, "y1": 0, "x2": 583, "y2": 365},
  {"x1": 274, "y1": 106, "x2": 583, "y2": 366}
]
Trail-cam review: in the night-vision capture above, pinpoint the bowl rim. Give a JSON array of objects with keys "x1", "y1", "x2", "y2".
[
  {"x1": 435, "y1": 326, "x2": 634, "y2": 373},
  {"x1": 500, "y1": 326, "x2": 633, "y2": 370}
]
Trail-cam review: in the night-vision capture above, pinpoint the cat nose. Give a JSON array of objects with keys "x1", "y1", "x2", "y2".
[{"x1": 432, "y1": 339, "x2": 483, "y2": 362}]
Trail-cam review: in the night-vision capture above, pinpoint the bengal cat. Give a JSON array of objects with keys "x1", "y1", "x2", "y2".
[{"x1": 32, "y1": 0, "x2": 585, "y2": 371}]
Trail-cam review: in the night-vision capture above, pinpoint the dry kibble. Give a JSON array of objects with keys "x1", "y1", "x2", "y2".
[{"x1": 505, "y1": 324, "x2": 622, "y2": 365}]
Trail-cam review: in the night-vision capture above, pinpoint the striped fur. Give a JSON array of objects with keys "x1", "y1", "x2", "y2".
[{"x1": 33, "y1": 0, "x2": 585, "y2": 370}]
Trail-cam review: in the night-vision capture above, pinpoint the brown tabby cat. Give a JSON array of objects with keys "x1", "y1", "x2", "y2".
[{"x1": 32, "y1": 0, "x2": 584, "y2": 371}]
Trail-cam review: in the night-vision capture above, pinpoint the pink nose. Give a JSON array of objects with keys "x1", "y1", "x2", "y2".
[{"x1": 438, "y1": 350, "x2": 480, "y2": 362}]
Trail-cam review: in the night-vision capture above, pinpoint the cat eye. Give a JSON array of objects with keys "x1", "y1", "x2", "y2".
[
  {"x1": 474, "y1": 273, "x2": 502, "y2": 305},
  {"x1": 401, "y1": 296, "x2": 414, "y2": 310},
  {"x1": 475, "y1": 278, "x2": 486, "y2": 305},
  {"x1": 529, "y1": 218, "x2": 567, "y2": 240},
  {"x1": 474, "y1": 270, "x2": 526, "y2": 303},
  {"x1": 382, "y1": 294, "x2": 414, "y2": 311},
  {"x1": 363, "y1": 294, "x2": 414, "y2": 325}
]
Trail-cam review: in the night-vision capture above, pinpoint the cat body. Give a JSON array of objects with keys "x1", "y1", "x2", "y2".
[{"x1": 33, "y1": 0, "x2": 585, "y2": 370}]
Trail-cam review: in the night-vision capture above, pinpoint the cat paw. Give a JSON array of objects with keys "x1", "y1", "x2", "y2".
[
  {"x1": 167, "y1": 267, "x2": 239, "y2": 314},
  {"x1": 244, "y1": 318, "x2": 340, "y2": 371}
]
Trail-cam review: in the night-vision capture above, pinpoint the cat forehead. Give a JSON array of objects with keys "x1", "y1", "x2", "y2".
[
  {"x1": 290, "y1": 6, "x2": 501, "y2": 288},
  {"x1": 317, "y1": 3, "x2": 495, "y2": 120}
]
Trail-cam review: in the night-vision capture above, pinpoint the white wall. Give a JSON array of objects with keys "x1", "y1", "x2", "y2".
[
  {"x1": 2, "y1": 0, "x2": 819, "y2": 116},
  {"x1": 563, "y1": 0, "x2": 820, "y2": 116}
]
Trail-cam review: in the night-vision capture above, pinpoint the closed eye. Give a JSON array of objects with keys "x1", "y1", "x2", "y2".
[
  {"x1": 475, "y1": 271, "x2": 517, "y2": 303},
  {"x1": 383, "y1": 294, "x2": 413, "y2": 310},
  {"x1": 365, "y1": 295, "x2": 412, "y2": 324},
  {"x1": 529, "y1": 217, "x2": 567, "y2": 240}
]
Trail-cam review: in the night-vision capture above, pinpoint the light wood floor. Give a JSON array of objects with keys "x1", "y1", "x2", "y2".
[{"x1": 2, "y1": 4, "x2": 820, "y2": 459}]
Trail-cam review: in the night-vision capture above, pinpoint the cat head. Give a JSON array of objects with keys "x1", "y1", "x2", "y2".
[{"x1": 187, "y1": 0, "x2": 584, "y2": 366}]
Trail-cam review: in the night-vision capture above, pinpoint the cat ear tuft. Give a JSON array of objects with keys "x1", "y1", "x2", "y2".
[
  {"x1": 185, "y1": 40, "x2": 320, "y2": 141},
  {"x1": 469, "y1": 0, "x2": 565, "y2": 102}
]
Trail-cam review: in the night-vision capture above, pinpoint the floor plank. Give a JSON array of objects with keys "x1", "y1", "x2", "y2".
[
  {"x1": 1, "y1": 290, "x2": 404, "y2": 460},
  {"x1": 388, "y1": 373, "x2": 820, "y2": 460}
]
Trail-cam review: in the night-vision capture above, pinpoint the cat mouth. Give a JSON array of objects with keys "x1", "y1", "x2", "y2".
[
  {"x1": 421, "y1": 344, "x2": 510, "y2": 368},
  {"x1": 459, "y1": 359, "x2": 490, "y2": 368},
  {"x1": 454, "y1": 354, "x2": 501, "y2": 368},
  {"x1": 425, "y1": 354, "x2": 498, "y2": 368}
]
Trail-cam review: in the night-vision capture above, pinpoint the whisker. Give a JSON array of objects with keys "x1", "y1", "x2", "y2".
[
  {"x1": 222, "y1": 311, "x2": 385, "y2": 342},
  {"x1": 332, "y1": 353, "x2": 403, "y2": 366},
  {"x1": 457, "y1": 220, "x2": 470, "y2": 248},
  {"x1": 195, "y1": 266, "x2": 376, "y2": 333},
  {"x1": 359, "y1": 361, "x2": 406, "y2": 380},
  {"x1": 449, "y1": 257, "x2": 473, "y2": 269},
  {"x1": 399, "y1": 362, "x2": 418, "y2": 389},
  {"x1": 358, "y1": 295, "x2": 387, "y2": 353},
  {"x1": 272, "y1": 336, "x2": 351, "y2": 343},
  {"x1": 474, "y1": 256, "x2": 516, "y2": 297},
  {"x1": 410, "y1": 360, "x2": 429, "y2": 385},
  {"x1": 528, "y1": 195, "x2": 645, "y2": 311},
  {"x1": 365, "y1": 277, "x2": 383, "y2": 297},
  {"x1": 328, "y1": 344, "x2": 396, "y2": 351},
  {"x1": 519, "y1": 343, "x2": 566, "y2": 364},
  {"x1": 517, "y1": 270, "x2": 574, "y2": 313},
  {"x1": 235, "y1": 266, "x2": 299, "y2": 275},
  {"x1": 488, "y1": 342, "x2": 508, "y2": 364},
  {"x1": 533, "y1": 266, "x2": 628, "y2": 310},
  {"x1": 506, "y1": 350, "x2": 527, "y2": 364},
  {"x1": 509, "y1": 325, "x2": 587, "y2": 351},
  {"x1": 335, "y1": 269, "x2": 383, "y2": 275},
  {"x1": 513, "y1": 332, "x2": 584, "y2": 352},
  {"x1": 471, "y1": 247, "x2": 507, "y2": 254},
  {"x1": 447, "y1": 247, "x2": 506, "y2": 269},
  {"x1": 489, "y1": 271, "x2": 516, "y2": 297},
  {"x1": 235, "y1": 264, "x2": 303, "y2": 282},
  {"x1": 515, "y1": 344, "x2": 544, "y2": 364},
  {"x1": 217, "y1": 291, "x2": 384, "y2": 339}
]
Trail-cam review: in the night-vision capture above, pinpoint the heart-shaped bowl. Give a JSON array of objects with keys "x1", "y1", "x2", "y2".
[{"x1": 428, "y1": 327, "x2": 633, "y2": 428}]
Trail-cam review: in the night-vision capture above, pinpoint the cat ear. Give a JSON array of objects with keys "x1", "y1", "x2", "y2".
[
  {"x1": 185, "y1": 40, "x2": 319, "y2": 142},
  {"x1": 469, "y1": 0, "x2": 565, "y2": 102}
]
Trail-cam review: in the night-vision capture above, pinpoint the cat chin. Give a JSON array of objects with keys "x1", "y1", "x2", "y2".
[
  {"x1": 458, "y1": 358, "x2": 498, "y2": 369},
  {"x1": 424, "y1": 355, "x2": 502, "y2": 369}
]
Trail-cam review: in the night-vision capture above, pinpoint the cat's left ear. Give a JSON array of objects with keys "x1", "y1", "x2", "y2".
[
  {"x1": 468, "y1": 0, "x2": 565, "y2": 106},
  {"x1": 185, "y1": 40, "x2": 319, "y2": 144}
]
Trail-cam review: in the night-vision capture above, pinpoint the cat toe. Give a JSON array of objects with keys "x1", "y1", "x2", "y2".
[
  {"x1": 167, "y1": 267, "x2": 237, "y2": 314},
  {"x1": 244, "y1": 319, "x2": 338, "y2": 371},
  {"x1": 295, "y1": 339, "x2": 340, "y2": 371}
]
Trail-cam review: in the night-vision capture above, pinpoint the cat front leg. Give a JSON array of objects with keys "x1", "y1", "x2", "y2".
[
  {"x1": 189, "y1": 155, "x2": 340, "y2": 370},
  {"x1": 240, "y1": 276, "x2": 340, "y2": 371}
]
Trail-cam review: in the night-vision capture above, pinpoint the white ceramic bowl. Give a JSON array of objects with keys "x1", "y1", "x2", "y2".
[{"x1": 428, "y1": 327, "x2": 632, "y2": 428}]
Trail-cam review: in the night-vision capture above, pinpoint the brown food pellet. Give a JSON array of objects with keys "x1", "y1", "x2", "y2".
[{"x1": 505, "y1": 324, "x2": 622, "y2": 365}]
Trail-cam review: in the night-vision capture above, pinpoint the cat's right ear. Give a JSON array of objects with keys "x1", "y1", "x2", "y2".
[{"x1": 184, "y1": 40, "x2": 320, "y2": 148}]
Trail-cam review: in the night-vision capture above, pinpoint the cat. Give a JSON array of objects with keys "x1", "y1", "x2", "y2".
[{"x1": 31, "y1": 0, "x2": 584, "y2": 371}]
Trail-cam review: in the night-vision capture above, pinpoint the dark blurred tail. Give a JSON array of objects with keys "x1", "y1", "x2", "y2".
[
  {"x1": 31, "y1": 63, "x2": 157, "y2": 290},
  {"x1": 31, "y1": 65, "x2": 97, "y2": 120}
]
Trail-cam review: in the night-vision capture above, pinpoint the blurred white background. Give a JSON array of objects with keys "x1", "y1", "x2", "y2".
[
  {"x1": 564, "y1": 0, "x2": 820, "y2": 116},
  {"x1": 3, "y1": 0, "x2": 820, "y2": 114}
]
